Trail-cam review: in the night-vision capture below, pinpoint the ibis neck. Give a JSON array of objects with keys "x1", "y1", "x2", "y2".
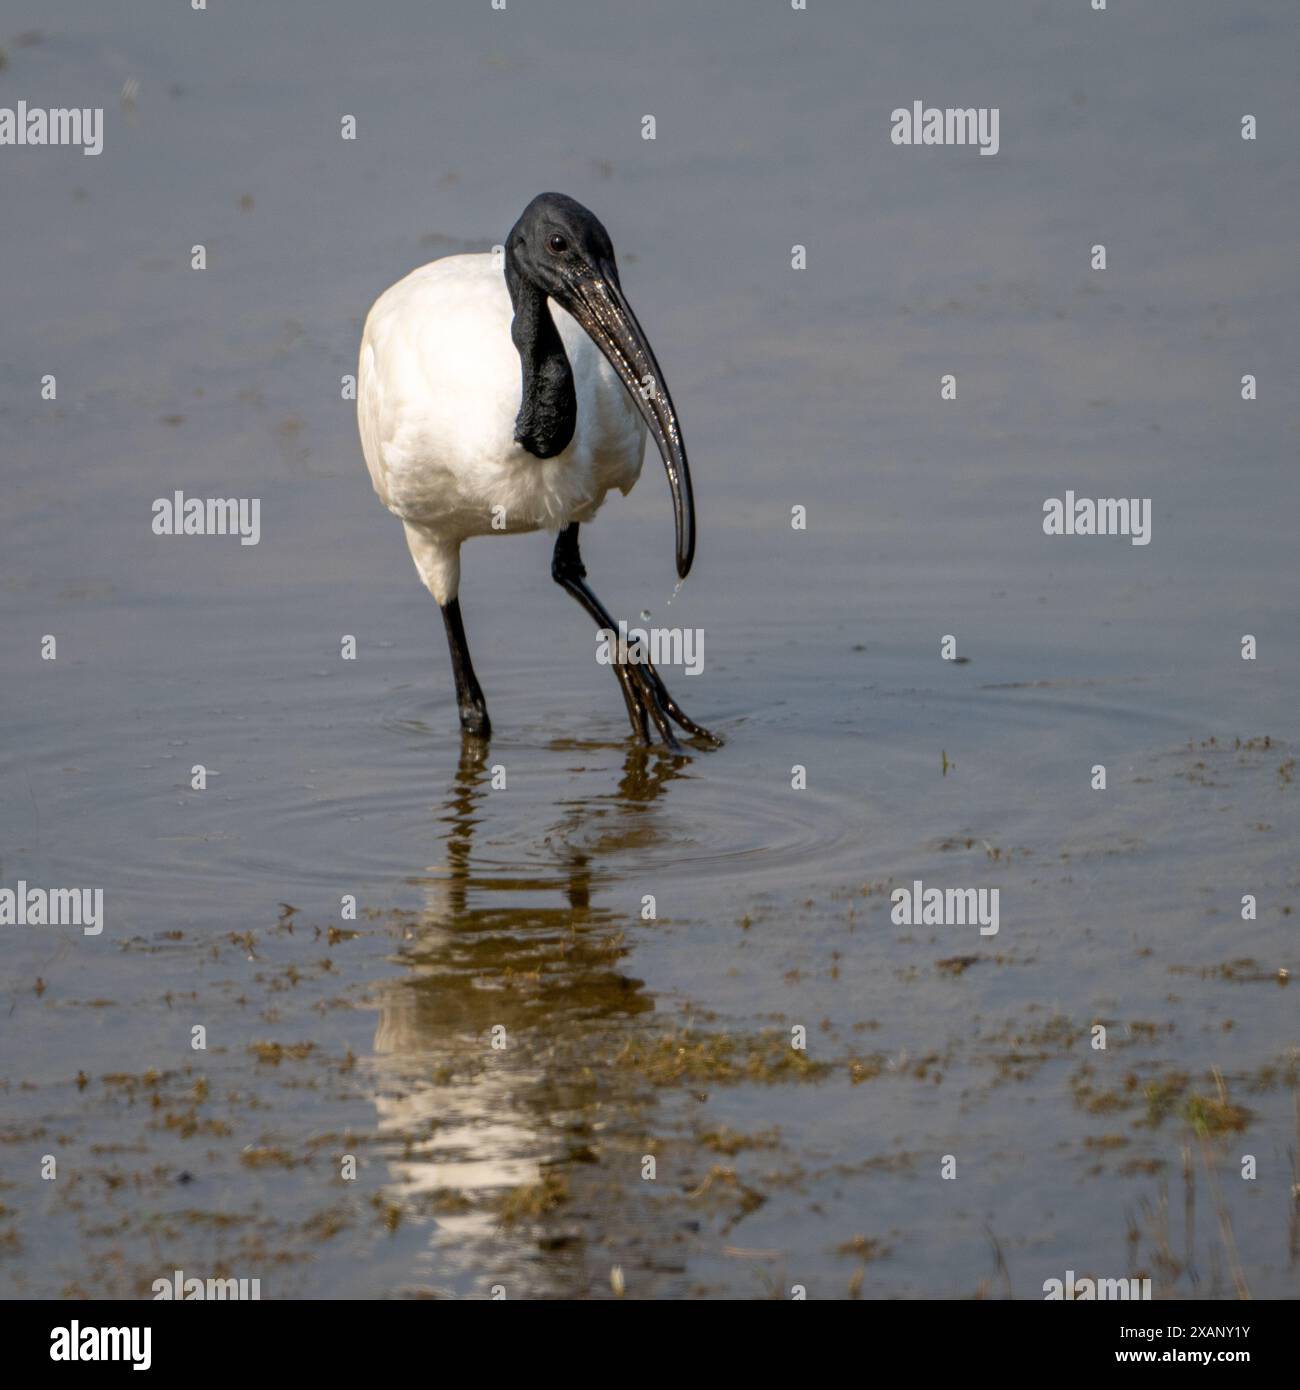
[{"x1": 508, "y1": 279, "x2": 576, "y2": 459}]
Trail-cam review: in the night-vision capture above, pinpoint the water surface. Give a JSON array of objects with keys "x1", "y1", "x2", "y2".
[{"x1": 1, "y1": 0, "x2": 1297, "y2": 1298}]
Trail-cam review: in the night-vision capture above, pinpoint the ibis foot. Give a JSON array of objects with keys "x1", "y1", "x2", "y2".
[
  {"x1": 551, "y1": 523, "x2": 721, "y2": 751},
  {"x1": 620, "y1": 654, "x2": 720, "y2": 751}
]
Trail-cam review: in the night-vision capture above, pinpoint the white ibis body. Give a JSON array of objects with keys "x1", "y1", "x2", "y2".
[{"x1": 358, "y1": 193, "x2": 716, "y2": 748}]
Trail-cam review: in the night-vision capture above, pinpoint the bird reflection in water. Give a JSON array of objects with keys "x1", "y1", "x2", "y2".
[{"x1": 368, "y1": 736, "x2": 688, "y2": 1282}]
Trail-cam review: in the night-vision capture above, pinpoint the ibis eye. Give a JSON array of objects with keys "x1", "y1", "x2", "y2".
[{"x1": 547, "y1": 233, "x2": 568, "y2": 254}]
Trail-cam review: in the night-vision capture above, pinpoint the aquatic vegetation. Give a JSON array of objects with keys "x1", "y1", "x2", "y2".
[
  {"x1": 610, "y1": 1028, "x2": 831, "y2": 1086},
  {"x1": 249, "y1": 1041, "x2": 316, "y2": 1065},
  {"x1": 496, "y1": 1173, "x2": 569, "y2": 1224},
  {"x1": 1184, "y1": 1094, "x2": 1250, "y2": 1137}
]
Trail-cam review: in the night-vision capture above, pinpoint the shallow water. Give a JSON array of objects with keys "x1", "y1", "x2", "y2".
[{"x1": 1, "y1": 0, "x2": 1297, "y2": 1298}]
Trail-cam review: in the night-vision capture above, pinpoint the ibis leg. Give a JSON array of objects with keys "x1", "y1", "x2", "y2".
[
  {"x1": 550, "y1": 523, "x2": 719, "y2": 749},
  {"x1": 440, "y1": 597, "x2": 491, "y2": 738}
]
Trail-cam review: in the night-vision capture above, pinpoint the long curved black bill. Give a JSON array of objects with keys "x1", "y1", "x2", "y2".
[{"x1": 566, "y1": 268, "x2": 695, "y2": 578}]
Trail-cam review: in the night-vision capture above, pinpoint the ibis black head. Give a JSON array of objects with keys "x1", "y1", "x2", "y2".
[{"x1": 505, "y1": 192, "x2": 695, "y2": 580}]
